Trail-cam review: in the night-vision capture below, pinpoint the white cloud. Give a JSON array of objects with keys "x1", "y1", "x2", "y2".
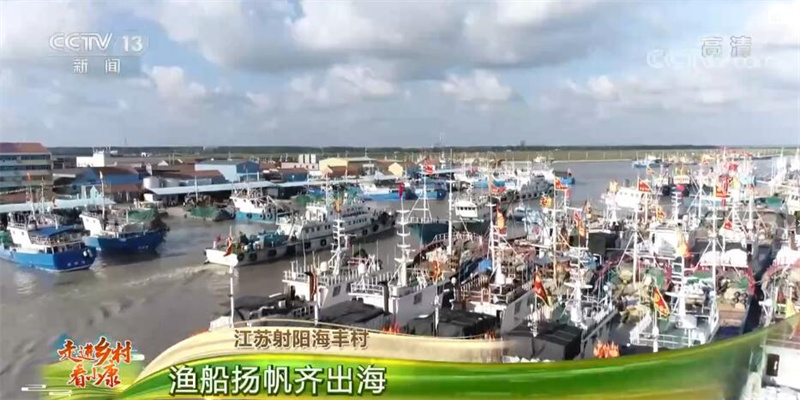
[
  {"x1": 0, "y1": 0, "x2": 98, "y2": 61},
  {"x1": 246, "y1": 92, "x2": 274, "y2": 112},
  {"x1": 495, "y1": 1, "x2": 601, "y2": 27},
  {"x1": 441, "y1": 70, "x2": 513, "y2": 103},
  {"x1": 747, "y1": 0, "x2": 800, "y2": 48},
  {"x1": 126, "y1": 0, "x2": 627, "y2": 77},
  {"x1": 288, "y1": 64, "x2": 397, "y2": 109},
  {"x1": 147, "y1": 66, "x2": 208, "y2": 103}
]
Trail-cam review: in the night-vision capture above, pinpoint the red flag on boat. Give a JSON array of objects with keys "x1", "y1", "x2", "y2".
[
  {"x1": 722, "y1": 219, "x2": 733, "y2": 230},
  {"x1": 638, "y1": 179, "x2": 651, "y2": 193},
  {"x1": 532, "y1": 273, "x2": 551, "y2": 307},
  {"x1": 424, "y1": 163, "x2": 434, "y2": 174},
  {"x1": 398, "y1": 182, "x2": 405, "y2": 200},
  {"x1": 715, "y1": 176, "x2": 730, "y2": 198},
  {"x1": 496, "y1": 207, "x2": 506, "y2": 234},
  {"x1": 577, "y1": 219, "x2": 587, "y2": 238},
  {"x1": 653, "y1": 286, "x2": 670, "y2": 317}
]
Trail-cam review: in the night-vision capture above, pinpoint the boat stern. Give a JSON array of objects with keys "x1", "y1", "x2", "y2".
[{"x1": 205, "y1": 248, "x2": 240, "y2": 268}]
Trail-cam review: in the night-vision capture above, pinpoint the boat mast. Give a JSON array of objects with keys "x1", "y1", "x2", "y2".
[
  {"x1": 447, "y1": 179, "x2": 453, "y2": 256},
  {"x1": 100, "y1": 172, "x2": 106, "y2": 219},
  {"x1": 396, "y1": 197, "x2": 410, "y2": 287}
]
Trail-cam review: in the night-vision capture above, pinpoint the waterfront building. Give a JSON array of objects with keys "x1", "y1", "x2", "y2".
[
  {"x1": 0, "y1": 142, "x2": 53, "y2": 199},
  {"x1": 195, "y1": 160, "x2": 261, "y2": 183}
]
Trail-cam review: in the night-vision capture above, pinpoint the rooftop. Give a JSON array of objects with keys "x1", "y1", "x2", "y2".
[
  {"x1": 197, "y1": 159, "x2": 254, "y2": 165},
  {"x1": 155, "y1": 169, "x2": 224, "y2": 179},
  {"x1": 30, "y1": 226, "x2": 80, "y2": 238},
  {"x1": 87, "y1": 166, "x2": 141, "y2": 176},
  {"x1": 0, "y1": 142, "x2": 49, "y2": 154}
]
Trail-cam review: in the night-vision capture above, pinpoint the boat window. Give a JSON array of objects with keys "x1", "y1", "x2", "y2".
[
  {"x1": 332, "y1": 286, "x2": 341, "y2": 297},
  {"x1": 515, "y1": 301, "x2": 522, "y2": 314},
  {"x1": 766, "y1": 354, "x2": 780, "y2": 377},
  {"x1": 413, "y1": 293, "x2": 423, "y2": 305}
]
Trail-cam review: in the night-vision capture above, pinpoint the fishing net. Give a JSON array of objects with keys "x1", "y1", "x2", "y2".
[
  {"x1": 190, "y1": 206, "x2": 220, "y2": 219},
  {"x1": 294, "y1": 194, "x2": 322, "y2": 207},
  {"x1": 127, "y1": 209, "x2": 157, "y2": 221},
  {"x1": 0, "y1": 231, "x2": 11, "y2": 246}
]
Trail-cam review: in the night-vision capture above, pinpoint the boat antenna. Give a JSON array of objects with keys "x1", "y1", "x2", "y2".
[
  {"x1": 100, "y1": 171, "x2": 106, "y2": 219},
  {"x1": 447, "y1": 179, "x2": 453, "y2": 256}
]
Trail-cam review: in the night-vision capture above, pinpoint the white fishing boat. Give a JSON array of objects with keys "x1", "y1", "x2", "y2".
[
  {"x1": 348, "y1": 203, "x2": 450, "y2": 327},
  {"x1": 205, "y1": 190, "x2": 395, "y2": 268},
  {"x1": 230, "y1": 187, "x2": 285, "y2": 223},
  {"x1": 209, "y1": 219, "x2": 383, "y2": 330},
  {"x1": 277, "y1": 190, "x2": 395, "y2": 243}
]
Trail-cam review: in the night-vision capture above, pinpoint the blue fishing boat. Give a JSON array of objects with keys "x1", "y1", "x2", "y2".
[
  {"x1": 408, "y1": 178, "x2": 452, "y2": 244},
  {"x1": 80, "y1": 210, "x2": 167, "y2": 254},
  {"x1": 631, "y1": 154, "x2": 664, "y2": 169},
  {"x1": 0, "y1": 213, "x2": 96, "y2": 272},
  {"x1": 358, "y1": 181, "x2": 417, "y2": 201}
]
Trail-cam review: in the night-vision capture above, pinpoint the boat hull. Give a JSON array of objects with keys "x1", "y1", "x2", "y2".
[
  {"x1": 418, "y1": 190, "x2": 447, "y2": 201},
  {"x1": 472, "y1": 179, "x2": 505, "y2": 189},
  {"x1": 359, "y1": 191, "x2": 418, "y2": 201},
  {"x1": 206, "y1": 217, "x2": 397, "y2": 267},
  {"x1": 0, "y1": 246, "x2": 96, "y2": 272},
  {"x1": 409, "y1": 222, "x2": 449, "y2": 244},
  {"x1": 85, "y1": 230, "x2": 166, "y2": 254},
  {"x1": 234, "y1": 211, "x2": 277, "y2": 223}
]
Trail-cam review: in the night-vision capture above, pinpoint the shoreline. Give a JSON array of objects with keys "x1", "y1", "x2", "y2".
[{"x1": 551, "y1": 159, "x2": 630, "y2": 164}]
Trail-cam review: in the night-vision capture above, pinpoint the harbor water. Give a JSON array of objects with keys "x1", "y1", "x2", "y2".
[{"x1": 0, "y1": 160, "x2": 764, "y2": 397}]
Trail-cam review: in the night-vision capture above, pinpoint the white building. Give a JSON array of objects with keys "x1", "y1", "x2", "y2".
[{"x1": 281, "y1": 154, "x2": 319, "y2": 171}]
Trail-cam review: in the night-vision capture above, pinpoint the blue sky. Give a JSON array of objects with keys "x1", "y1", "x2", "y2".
[{"x1": 0, "y1": 0, "x2": 798, "y2": 147}]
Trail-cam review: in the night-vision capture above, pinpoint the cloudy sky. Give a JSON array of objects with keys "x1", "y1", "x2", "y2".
[{"x1": 1, "y1": 0, "x2": 798, "y2": 147}]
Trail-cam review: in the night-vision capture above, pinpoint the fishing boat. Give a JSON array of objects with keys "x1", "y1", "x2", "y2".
[
  {"x1": 209, "y1": 220, "x2": 384, "y2": 330},
  {"x1": 79, "y1": 176, "x2": 168, "y2": 254},
  {"x1": 0, "y1": 212, "x2": 96, "y2": 272},
  {"x1": 408, "y1": 179, "x2": 452, "y2": 244},
  {"x1": 348, "y1": 204, "x2": 452, "y2": 327},
  {"x1": 276, "y1": 190, "x2": 395, "y2": 245},
  {"x1": 555, "y1": 169, "x2": 576, "y2": 186},
  {"x1": 204, "y1": 191, "x2": 395, "y2": 268},
  {"x1": 632, "y1": 154, "x2": 664, "y2": 169},
  {"x1": 80, "y1": 209, "x2": 167, "y2": 254},
  {"x1": 184, "y1": 194, "x2": 234, "y2": 221},
  {"x1": 357, "y1": 181, "x2": 417, "y2": 201},
  {"x1": 453, "y1": 188, "x2": 513, "y2": 233},
  {"x1": 504, "y1": 172, "x2": 550, "y2": 202},
  {"x1": 230, "y1": 187, "x2": 285, "y2": 222}
]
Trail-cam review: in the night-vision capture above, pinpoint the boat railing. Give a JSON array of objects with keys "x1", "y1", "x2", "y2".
[
  {"x1": 460, "y1": 274, "x2": 490, "y2": 301},
  {"x1": 29, "y1": 233, "x2": 84, "y2": 247},
  {"x1": 629, "y1": 313, "x2": 652, "y2": 344},
  {"x1": 349, "y1": 271, "x2": 394, "y2": 296},
  {"x1": 288, "y1": 305, "x2": 316, "y2": 319},
  {"x1": 629, "y1": 314, "x2": 694, "y2": 349},
  {"x1": 430, "y1": 231, "x2": 478, "y2": 244}
]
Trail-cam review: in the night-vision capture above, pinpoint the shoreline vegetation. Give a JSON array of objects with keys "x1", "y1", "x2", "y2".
[{"x1": 48, "y1": 146, "x2": 790, "y2": 163}]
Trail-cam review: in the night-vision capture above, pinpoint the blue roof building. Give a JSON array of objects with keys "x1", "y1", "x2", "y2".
[{"x1": 195, "y1": 160, "x2": 260, "y2": 183}]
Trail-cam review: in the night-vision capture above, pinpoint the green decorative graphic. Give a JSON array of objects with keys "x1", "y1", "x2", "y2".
[{"x1": 42, "y1": 316, "x2": 799, "y2": 400}]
